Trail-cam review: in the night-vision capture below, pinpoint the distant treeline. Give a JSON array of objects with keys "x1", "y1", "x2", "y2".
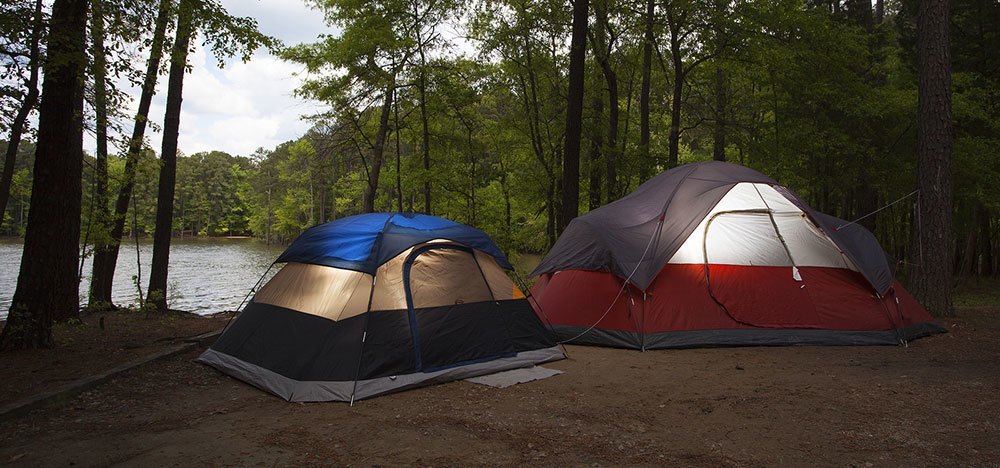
[{"x1": 1, "y1": 0, "x2": 997, "y2": 276}]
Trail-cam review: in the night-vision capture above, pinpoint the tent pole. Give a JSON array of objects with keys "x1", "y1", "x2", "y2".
[
  {"x1": 221, "y1": 262, "x2": 275, "y2": 333},
  {"x1": 641, "y1": 291, "x2": 647, "y2": 352},
  {"x1": 555, "y1": 216, "x2": 662, "y2": 346},
  {"x1": 513, "y1": 270, "x2": 571, "y2": 359},
  {"x1": 350, "y1": 273, "x2": 378, "y2": 406}
]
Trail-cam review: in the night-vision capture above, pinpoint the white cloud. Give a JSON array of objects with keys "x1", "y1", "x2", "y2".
[{"x1": 87, "y1": 0, "x2": 332, "y2": 158}]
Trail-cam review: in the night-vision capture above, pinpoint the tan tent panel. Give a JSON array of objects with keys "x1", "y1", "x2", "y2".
[
  {"x1": 370, "y1": 245, "x2": 412, "y2": 311},
  {"x1": 253, "y1": 262, "x2": 372, "y2": 321},
  {"x1": 474, "y1": 250, "x2": 517, "y2": 301},
  {"x1": 371, "y1": 240, "x2": 518, "y2": 311},
  {"x1": 408, "y1": 247, "x2": 496, "y2": 308}
]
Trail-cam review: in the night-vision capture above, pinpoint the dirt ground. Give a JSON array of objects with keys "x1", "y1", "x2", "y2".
[
  {"x1": 0, "y1": 311, "x2": 229, "y2": 404},
  {"x1": 1, "y1": 308, "x2": 998, "y2": 467}
]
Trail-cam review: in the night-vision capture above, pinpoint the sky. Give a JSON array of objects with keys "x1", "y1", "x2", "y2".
[{"x1": 85, "y1": 0, "x2": 336, "y2": 158}]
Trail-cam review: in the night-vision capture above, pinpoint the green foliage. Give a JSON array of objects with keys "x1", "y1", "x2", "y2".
[{"x1": 3, "y1": 0, "x2": 996, "y2": 278}]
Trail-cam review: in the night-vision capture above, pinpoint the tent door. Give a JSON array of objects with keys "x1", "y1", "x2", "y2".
[
  {"x1": 403, "y1": 245, "x2": 513, "y2": 371},
  {"x1": 703, "y1": 211, "x2": 821, "y2": 328}
]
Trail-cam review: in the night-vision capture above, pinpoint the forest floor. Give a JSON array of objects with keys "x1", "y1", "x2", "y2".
[{"x1": 1, "y1": 303, "x2": 998, "y2": 466}]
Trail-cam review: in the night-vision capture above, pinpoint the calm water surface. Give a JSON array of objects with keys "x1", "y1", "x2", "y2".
[{"x1": 0, "y1": 238, "x2": 285, "y2": 319}]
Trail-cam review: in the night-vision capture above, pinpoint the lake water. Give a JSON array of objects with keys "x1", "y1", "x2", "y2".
[{"x1": 0, "y1": 238, "x2": 285, "y2": 319}]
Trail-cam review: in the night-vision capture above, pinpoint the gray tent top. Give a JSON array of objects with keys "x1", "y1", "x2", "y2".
[{"x1": 531, "y1": 161, "x2": 896, "y2": 294}]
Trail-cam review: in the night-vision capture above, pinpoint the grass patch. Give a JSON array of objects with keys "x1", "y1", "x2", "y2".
[{"x1": 953, "y1": 277, "x2": 1000, "y2": 307}]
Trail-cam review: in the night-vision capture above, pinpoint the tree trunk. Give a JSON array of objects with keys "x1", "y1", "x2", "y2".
[
  {"x1": 265, "y1": 178, "x2": 272, "y2": 244},
  {"x1": 559, "y1": 0, "x2": 589, "y2": 232},
  {"x1": 0, "y1": 0, "x2": 89, "y2": 350},
  {"x1": 89, "y1": 0, "x2": 172, "y2": 307},
  {"x1": 667, "y1": 9, "x2": 684, "y2": 168},
  {"x1": 588, "y1": 95, "x2": 603, "y2": 211},
  {"x1": 394, "y1": 89, "x2": 403, "y2": 212},
  {"x1": 0, "y1": 0, "x2": 42, "y2": 230},
  {"x1": 362, "y1": 80, "x2": 395, "y2": 213},
  {"x1": 713, "y1": 66, "x2": 727, "y2": 161},
  {"x1": 593, "y1": 1, "x2": 618, "y2": 202},
  {"x1": 418, "y1": 38, "x2": 432, "y2": 214},
  {"x1": 638, "y1": 0, "x2": 654, "y2": 181},
  {"x1": 909, "y1": 0, "x2": 954, "y2": 317},
  {"x1": 90, "y1": 0, "x2": 111, "y2": 288},
  {"x1": 979, "y1": 204, "x2": 994, "y2": 276},
  {"x1": 147, "y1": 0, "x2": 194, "y2": 313}
]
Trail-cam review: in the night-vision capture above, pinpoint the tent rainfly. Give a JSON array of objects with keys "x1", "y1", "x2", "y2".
[
  {"x1": 530, "y1": 161, "x2": 945, "y2": 349},
  {"x1": 199, "y1": 213, "x2": 564, "y2": 402}
]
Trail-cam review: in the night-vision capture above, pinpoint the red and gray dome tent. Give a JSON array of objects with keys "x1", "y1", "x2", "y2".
[
  {"x1": 199, "y1": 213, "x2": 563, "y2": 402},
  {"x1": 530, "y1": 161, "x2": 944, "y2": 349}
]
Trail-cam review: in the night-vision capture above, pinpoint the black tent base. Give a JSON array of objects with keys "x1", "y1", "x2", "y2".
[{"x1": 551, "y1": 322, "x2": 947, "y2": 350}]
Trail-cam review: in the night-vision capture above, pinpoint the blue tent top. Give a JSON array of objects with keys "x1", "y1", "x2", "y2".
[{"x1": 276, "y1": 213, "x2": 512, "y2": 273}]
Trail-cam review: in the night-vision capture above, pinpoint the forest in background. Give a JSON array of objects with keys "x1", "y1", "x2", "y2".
[
  {"x1": 5, "y1": 0, "x2": 993, "y2": 266},
  {"x1": 0, "y1": 0, "x2": 995, "y2": 348}
]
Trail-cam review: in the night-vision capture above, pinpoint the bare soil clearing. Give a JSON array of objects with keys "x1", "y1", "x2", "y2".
[
  {"x1": 1, "y1": 308, "x2": 998, "y2": 467},
  {"x1": 0, "y1": 311, "x2": 229, "y2": 404}
]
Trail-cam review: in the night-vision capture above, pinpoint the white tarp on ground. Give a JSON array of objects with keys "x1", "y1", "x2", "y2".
[{"x1": 464, "y1": 366, "x2": 563, "y2": 388}]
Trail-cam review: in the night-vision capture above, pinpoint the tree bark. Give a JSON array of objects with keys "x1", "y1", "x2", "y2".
[
  {"x1": 559, "y1": 0, "x2": 589, "y2": 233},
  {"x1": 667, "y1": 8, "x2": 685, "y2": 168},
  {"x1": 394, "y1": 89, "x2": 403, "y2": 212},
  {"x1": 416, "y1": 19, "x2": 432, "y2": 215},
  {"x1": 638, "y1": 0, "x2": 654, "y2": 181},
  {"x1": 89, "y1": 0, "x2": 172, "y2": 307},
  {"x1": 909, "y1": 0, "x2": 954, "y2": 317},
  {"x1": 713, "y1": 66, "x2": 727, "y2": 161},
  {"x1": 588, "y1": 95, "x2": 603, "y2": 210},
  {"x1": 147, "y1": 0, "x2": 194, "y2": 313},
  {"x1": 978, "y1": 204, "x2": 993, "y2": 276},
  {"x1": 0, "y1": 0, "x2": 89, "y2": 350},
  {"x1": 90, "y1": 0, "x2": 111, "y2": 283},
  {"x1": 0, "y1": 0, "x2": 43, "y2": 230},
  {"x1": 362, "y1": 80, "x2": 396, "y2": 213},
  {"x1": 592, "y1": 1, "x2": 618, "y2": 203}
]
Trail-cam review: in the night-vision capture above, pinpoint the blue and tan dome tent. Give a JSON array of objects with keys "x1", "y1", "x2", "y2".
[{"x1": 198, "y1": 213, "x2": 563, "y2": 402}]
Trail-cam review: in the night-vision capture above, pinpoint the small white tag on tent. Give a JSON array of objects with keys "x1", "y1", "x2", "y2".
[
  {"x1": 792, "y1": 266, "x2": 802, "y2": 282},
  {"x1": 465, "y1": 366, "x2": 563, "y2": 388}
]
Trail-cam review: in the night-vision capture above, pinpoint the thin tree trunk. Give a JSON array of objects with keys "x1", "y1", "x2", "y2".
[
  {"x1": 0, "y1": 0, "x2": 43, "y2": 229},
  {"x1": 519, "y1": 35, "x2": 558, "y2": 236},
  {"x1": 89, "y1": 0, "x2": 172, "y2": 307},
  {"x1": 418, "y1": 37, "x2": 432, "y2": 214},
  {"x1": 90, "y1": 0, "x2": 111, "y2": 289},
  {"x1": 559, "y1": 0, "x2": 589, "y2": 232},
  {"x1": 713, "y1": 66, "x2": 726, "y2": 161},
  {"x1": 593, "y1": 1, "x2": 618, "y2": 203},
  {"x1": 979, "y1": 204, "x2": 993, "y2": 276},
  {"x1": 909, "y1": 0, "x2": 954, "y2": 317},
  {"x1": 362, "y1": 80, "x2": 396, "y2": 213},
  {"x1": 147, "y1": 0, "x2": 194, "y2": 313},
  {"x1": 318, "y1": 184, "x2": 326, "y2": 222},
  {"x1": 638, "y1": 0, "x2": 654, "y2": 181},
  {"x1": 265, "y1": 177, "x2": 272, "y2": 244},
  {"x1": 667, "y1": 11, "x2": 684, "y2": 169},
  {"x1": 0, "y1": 0, "x2": 89, "y2": 350},
  {"x1": 588, "y1": 95, "x2": 603, "y2": 210},
  {"x1": 394, "y1": 89, "x2": 403, "y2": 212}
]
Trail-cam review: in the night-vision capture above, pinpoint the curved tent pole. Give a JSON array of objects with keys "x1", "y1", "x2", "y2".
[
  {"x1": 753, "y1": 184, "x2": 801, "y2": 278},
  {"x1": 701, "y1": 209, "x2": 770, "y2": 328},
  {"x1": 512, "y1": 269, "x2": 571, "y2": 359},
  {"x1": 350, "y1": 272, "x2": 378, "y2": 406},
  {"x1": 350, "y1": 222, "x2": 395, "y2": 406},
  {"x1": 556, "y1": 215, "x2": 663, "y2": 345},
  {"x1": 222, "y1": 261, "x2": 276, "y2": 333}
]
